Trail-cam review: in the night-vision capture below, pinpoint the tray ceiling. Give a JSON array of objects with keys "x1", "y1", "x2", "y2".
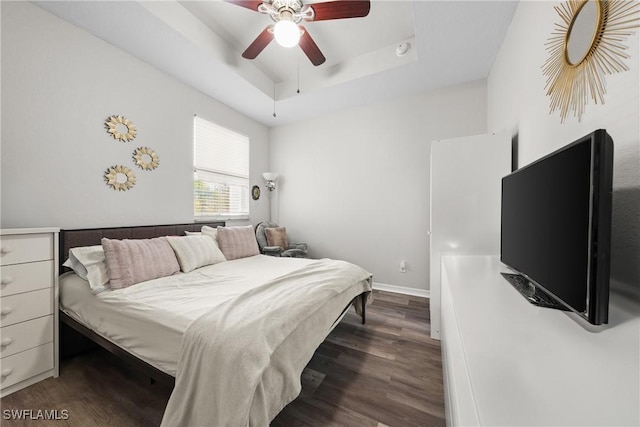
[{"x1": 33, "y1": 1, "x2": 518, "y2": 126}]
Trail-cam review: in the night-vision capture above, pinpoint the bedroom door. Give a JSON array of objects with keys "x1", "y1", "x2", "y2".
[{"x1": 429, "y1": 132, "x2": 511, "y2": 340}]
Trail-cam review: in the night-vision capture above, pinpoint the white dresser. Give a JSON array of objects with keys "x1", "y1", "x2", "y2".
[
  {"x1": 0, "y1": 228, "x2": 59, "y2": 397},
  {"x1": 441, "y1": 256, "x2": 640, "y2": 426}
]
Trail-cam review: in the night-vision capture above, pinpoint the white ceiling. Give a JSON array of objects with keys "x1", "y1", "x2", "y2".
[{"x1": 33, "y1": 1, "x2": 518, "y2": 127}]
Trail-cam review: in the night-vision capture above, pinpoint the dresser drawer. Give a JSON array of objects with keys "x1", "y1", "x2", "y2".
[
  {"x1": 1, "y1": 315, "x2": 53, "y2": 358},
  {"x1": 0, "y1": 289, "x2": 52, "y2": 327},
  {"x1": 0, "y1": 342, "x2": 54, "y2": 390},
  {"x1": 0, "y1": 234, "x2": 53, "y2": 266},
  {"x1": 0, "y1": 261, "x2": 54, "y2": 297}
]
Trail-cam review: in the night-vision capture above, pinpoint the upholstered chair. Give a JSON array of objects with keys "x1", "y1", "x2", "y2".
[{"x1": 255, "y1": 222, "x2": 308, "y2": 258}]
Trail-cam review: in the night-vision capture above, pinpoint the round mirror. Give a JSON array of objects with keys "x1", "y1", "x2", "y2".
[
  {"x1": 115, "y1": 172, "x2": 128, "y2": 184},
  {"x1": 565, "y1": 0, "x2": 600, "y2": 65},
  {"x1": 115, "y1": 123, "x2": 129, "y2": 135}
]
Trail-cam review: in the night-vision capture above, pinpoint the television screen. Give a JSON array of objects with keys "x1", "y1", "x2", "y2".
[{"x1": 500, "y1": 129, "x2": 613, "y2": 325}]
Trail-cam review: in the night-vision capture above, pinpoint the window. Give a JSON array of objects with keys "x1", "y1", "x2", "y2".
[{"x1": 193, "y1": 116, "x2": 249, "y2": 219}]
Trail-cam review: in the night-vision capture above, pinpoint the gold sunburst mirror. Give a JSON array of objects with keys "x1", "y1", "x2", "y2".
[
  {"x1": 104, "y1": 165, "x2": 136, "y2": 191},
  {"x1": 105, "y1": 115, "x2": 137, "y2": 142},
  {"x1": 133, "y1": 147, "x2": 159, "y2": 170},
  {"x1": 543, "y1": 0, "x2": 640, "y2": 122}
]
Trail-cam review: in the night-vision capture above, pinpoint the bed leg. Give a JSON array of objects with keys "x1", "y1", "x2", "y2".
[{"x1": 361, "y1": 293, "x2": 366, "y2": 324}]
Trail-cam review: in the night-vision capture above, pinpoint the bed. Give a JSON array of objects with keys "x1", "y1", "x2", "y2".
[{"x1": 57, "y1": 222, "x2": 372, "y2": 426}]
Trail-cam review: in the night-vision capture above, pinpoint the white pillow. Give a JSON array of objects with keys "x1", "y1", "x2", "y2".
[
  {"x1": 185, "y1": 231, "x2": 201, "y2": 236},
  {"x1": 62, "y1": 245, "x2": 109, "y2": 293},
  {"x1": 201, "y1": 225, "x2": 219, "y2": 246},
  {"x1": 167, "y1": 235, "x2": 226, "y2": 273}
]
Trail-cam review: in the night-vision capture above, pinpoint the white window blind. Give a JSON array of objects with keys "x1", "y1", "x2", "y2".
[{"x1": 194, "y1": 116, "x2": 249, "y2": 219}]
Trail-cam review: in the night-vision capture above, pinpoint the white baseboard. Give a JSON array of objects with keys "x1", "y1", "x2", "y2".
[{"x1": 372, "y1": 282, "x2": 430, "y2": 299}]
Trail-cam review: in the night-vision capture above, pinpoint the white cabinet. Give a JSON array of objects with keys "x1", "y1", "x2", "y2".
[
  {"x1": 0, "y1": 228, "x2": 59, "y2": 397},
  {"x1": 429, "y1": 132, "x2": 511, "y2": 339},
  {"x1": 441, "y1": 256, "x2": 640, "y2": 426}
]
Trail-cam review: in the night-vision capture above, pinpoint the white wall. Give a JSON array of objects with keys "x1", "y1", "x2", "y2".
[
  {"x1": 488, "y1": 1, "x2": 640, "y2": 291},
  {"x1": 1, "y1": 2, "x2": 270, "y2": 229},
  {"x1": 270, "y1": 80, "x2": 487, "y2": 292}
]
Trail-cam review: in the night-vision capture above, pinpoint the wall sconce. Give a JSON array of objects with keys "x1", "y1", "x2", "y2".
[{"x1": 263, "y1": 172, "x2": 278, "y2": 191}]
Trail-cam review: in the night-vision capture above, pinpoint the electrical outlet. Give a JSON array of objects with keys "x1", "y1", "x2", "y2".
[{"x1": 400, "y1": 260, "x2": 407, "y2": 273}]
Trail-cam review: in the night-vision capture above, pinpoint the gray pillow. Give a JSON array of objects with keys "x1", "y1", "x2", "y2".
[
  {"x1": 216, "y1": 226, "x2": 260, "y2": 260},
  {"x1": 102, "y1": 237, "x2": 180, "y2": 289},
  {"x1": 265, "y1": 227, "x2": 289, "y2": 248}
]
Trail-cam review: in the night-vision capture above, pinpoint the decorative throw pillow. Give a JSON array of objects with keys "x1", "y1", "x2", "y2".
[
  {"x1": 184, "y1": 231, "x2": 201, "y2": 236},
  {"x1": 216, "y1": 225, "x2": 260, "y2": 260},
  {"x1": 264, "y1": 227, "x2": 289, "y2": 249},
  {"x1": 101, "y1": 237, "x2": 180, "y2": 289},
  {"x1": 167, "y1": 235, "x2": 226, "y2": 273},
  {"x1": 62, "y1": 245, "x2": 109, "y2": 293},
  {"x1": 201, "y1": 225, "x2": 219, "y2": 247}
]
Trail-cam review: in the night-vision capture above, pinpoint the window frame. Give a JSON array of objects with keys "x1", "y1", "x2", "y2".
[{"x1": 193, "y1": 115, "x2": 250, "y2": 221}]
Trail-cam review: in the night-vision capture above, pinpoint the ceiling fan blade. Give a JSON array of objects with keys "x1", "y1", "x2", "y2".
[
  {"x1": 298, "y1": 27, "x2": 326, "y2": 66},
  {"x1": 225, "y1": 0, "x2": 263, "y2": 12},
  {"x1": 242, "y1": 26, "x2": 274, "y2": 59},
  {"x1": 307, "y1": 0, "x2": 370, "y2": 21}
]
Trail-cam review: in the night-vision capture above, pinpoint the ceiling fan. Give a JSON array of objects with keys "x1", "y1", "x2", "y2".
[{"x1": 227, "y1": 0, "x2": 371, "y2": 66}]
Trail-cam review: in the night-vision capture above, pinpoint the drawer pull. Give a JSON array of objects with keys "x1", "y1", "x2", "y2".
[
  {"x1": 0, "y1": 307, "x2": 13, "y2": 316},
  {"x1": 1, "y1": 338, "x2": 12, "y2": 346},
  {"x1": 1, "y1": 368, "x2": 13, "y2": 377},
  {"x1": 0, "y1": 246, "x2": 12, "y2": 254},
  {"x1": 1, "y1": 277, "x2": 14, "y2": 285}
]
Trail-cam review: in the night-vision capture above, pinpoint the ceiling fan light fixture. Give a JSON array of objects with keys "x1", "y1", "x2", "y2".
[
  {"x1": 274, "y1": 19, "x2": 301, "y2": 47},
  {"x1": 230, "y1": 0, "x2": 370, "y2": 66}
]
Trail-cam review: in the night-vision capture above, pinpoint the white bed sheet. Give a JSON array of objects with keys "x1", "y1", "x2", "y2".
[{"x1": 59, "y1": 255, "x2": 316, "y2": 375}]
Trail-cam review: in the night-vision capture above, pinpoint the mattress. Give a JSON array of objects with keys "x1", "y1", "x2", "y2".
[{"x1": 59, "y1": 255, "x2": 316, "y2": 375}]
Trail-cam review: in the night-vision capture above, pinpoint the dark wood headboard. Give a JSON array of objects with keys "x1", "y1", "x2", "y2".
[{"x1": 59, "y1": 222, "x2": 225, "y2": 272}]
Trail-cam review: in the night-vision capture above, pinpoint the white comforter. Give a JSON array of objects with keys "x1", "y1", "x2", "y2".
[
  {"x1": 160, "y1": 258, "x2": 372, "y2": 427},
  {"x1": 60, "y1": 255, "x2": 326, "y2": 374}
]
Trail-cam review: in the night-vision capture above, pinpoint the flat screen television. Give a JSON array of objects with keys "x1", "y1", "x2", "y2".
[{"x1": 500, "y1": 129, "x2": 613, "y2": 325}]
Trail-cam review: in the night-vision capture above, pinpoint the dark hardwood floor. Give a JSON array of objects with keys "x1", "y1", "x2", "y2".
[{"x1": 1, "y1": 291, "x2": 445, "y2": 426}]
